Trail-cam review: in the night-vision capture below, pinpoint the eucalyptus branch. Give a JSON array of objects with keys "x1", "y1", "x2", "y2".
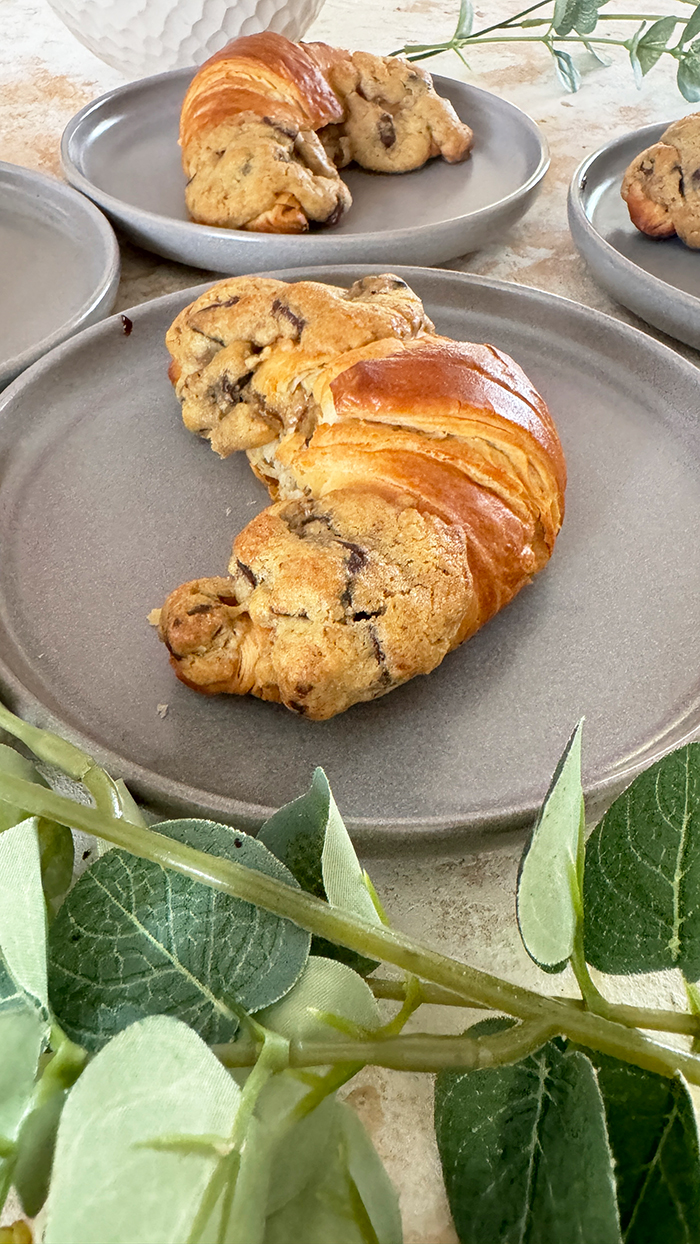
[
  {"x1": 3, "y1": 768, "x2": 700, "y2": 1085},
  {"x1": 392, "y1": 1, "x2": 700, "y2": 100}
]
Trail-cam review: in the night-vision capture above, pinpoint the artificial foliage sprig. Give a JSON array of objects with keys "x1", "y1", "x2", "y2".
[
  {"x1": 2, "y1": 702, "x2": 700, "y2": 1241},
  {"x1": 392, "y1": 0, "x2": 700, "y2": 101}
]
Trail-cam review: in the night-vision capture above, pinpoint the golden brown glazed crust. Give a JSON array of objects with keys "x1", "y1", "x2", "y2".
[
  {"x1": 158, "y1": 274, "x2": 566, "y2": 720},
  {"x1": 180, "y1": 31, "x2": 473, "y2": 232},
  {"x1": 621, "y1": 114, "x2": 700, "y2": 247}
]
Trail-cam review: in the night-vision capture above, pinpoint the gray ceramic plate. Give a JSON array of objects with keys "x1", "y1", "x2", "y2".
[
  {"x1": 568, "y1": 122, "x2": 700, "y2": 350},
  {"x1": 60, "y1": 69, "x2": 548, "y2": 274},
  {"x1": 1, "y1": 264, "x2": 699, "y2": 851},
  {"x1": 0, "y1": 161, "x2": 120, "y2": 390}
]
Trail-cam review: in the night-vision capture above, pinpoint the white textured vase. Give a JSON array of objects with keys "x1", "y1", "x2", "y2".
[{"x1": 45, "y1": 0, "x2": 327, "y2": 79}]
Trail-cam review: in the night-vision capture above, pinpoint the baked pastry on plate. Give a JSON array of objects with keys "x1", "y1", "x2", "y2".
[
  {"x1": 180, "y1": 33, "x2": 473, "y2": 232},
  {"x1": 621, "y1": 113, "x2": 700, "y2": 248},
  {"x1": 155, "y1": 273, "x2": 566, "y2": 720}
]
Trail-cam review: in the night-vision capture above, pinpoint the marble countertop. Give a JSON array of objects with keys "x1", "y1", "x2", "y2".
[{"x1": 1, "y1": 2, "x2": 698, "y2": 1240}]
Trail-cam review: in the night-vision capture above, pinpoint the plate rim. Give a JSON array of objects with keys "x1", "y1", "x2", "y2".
[
  {"x1": 2, "y1": 262, "x2": 700, "y2": 847},
  {"x1": 59, "y1": 68, "x2": 550, "y2": 247},
  {"x1": 567, "y1": 122, "x2": 700, "y2": 332},
  {"x1": 0, "y1": 160, "x2": 121, "y2": 388}
]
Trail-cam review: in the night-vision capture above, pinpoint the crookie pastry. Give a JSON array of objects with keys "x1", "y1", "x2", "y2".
[
  {"x1": 154, "y1": 273, "x2": 566, "y2": 720},
  {"x1": 179, "y1": 32, "x2": 474, "y2": 233}
]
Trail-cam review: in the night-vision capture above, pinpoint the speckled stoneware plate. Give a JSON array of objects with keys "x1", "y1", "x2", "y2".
[
  {"x1": 568, "y1": 122, "x2": 700, "y2": 351},
  {"x1": 60, "y1": 69, "x2": 548, "y2": 274},
  {"x1": 0, "y1": 162, "x2": 120, "y2": 390},
  {"x1": 1, "y1": 264, "x2": 699, "y2": 851}
]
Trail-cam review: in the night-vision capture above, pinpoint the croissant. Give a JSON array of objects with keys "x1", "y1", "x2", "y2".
[
  {"x1": 180, "y1": 32, "x2": 473, "y2": 233},
  {"x1": 156, "y1": 274, "x2": 566, "y2": 720},
  {"x1": 621, "y1": 113, "x2": 700, "y2": 248}
]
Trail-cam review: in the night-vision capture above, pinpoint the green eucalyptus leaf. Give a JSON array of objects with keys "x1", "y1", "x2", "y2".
[
  {"x1": 636, "y1": 15, "x2": 677, "y2": 74},
  {"x1": 257, "y1": 956, "x2": 381, "y2": 1041},
  {"x1": 259, "y1": 769, "x2": 379, "y2": 974},
  {"x1": 222, "y1": 958, "x2": 386, "y2": 1242},
  {"x1": 682, "y1": 4, "x2": 700, "y2": 48},
  {"x1": 48, "y1": 820, "x2": 310, "y2": 1051},
  {"x1": 43, "y1": 1015, "x2": 242, "y2": 1244},
  {"x1": 629, "y1": 46, "x2": 644, "y2": 90},
  {"x1": 37, "y1": 818, "x2": 74, "y2": 920},
  {"x1": 340, "y1": 1103, "x2": 403, "y2": 1244},
  {"x1": 454, "y1": 0, "x2": 473, "y2": 39},
  {"x1": 0, "y1": 744, "x2": 70, "y2": 917},
  {"x1": 553, "y1": 48, "x2": 581, "y2": 93},
  {"x1": 264, "y1": 1100, "x2": 402, "y2": 1244},
  {"x1": 583, "y1": 38, "x2": 612, "y2": 66},
  {"x1": 0, "y1": 817, "x2": 49, "y2": 1012},
  {"x1": 552, "y1": 0, "x2": 575, "y2": 35},
  {"x1": 12, "y1": 1088, "x2": 67, "y2": 1217},
  {"x1": 0, "y1": 1003, "x2": 47, "y2": 1211},
  {"x1": 434, "y1": 1032, "x2": 621, "y2": 1244},
  {"x1": 584, "y1": 743, "x2": 700, "y2": 978},
  {"x1": 553, "y1": 0, "x2": 600, "y2": 37},
  {"x1": 0, "y1": 957, "x2": 25, "y2": 1014},
  {"x1": 583, "y1": 1050, "x2": 700, "y2": 1243},
  {"x1": 517, "y1": 721, "x2": 584, "y2": 973},
  {"x1": 678, "y1": 47, "x2": 700, "y2": 101}
]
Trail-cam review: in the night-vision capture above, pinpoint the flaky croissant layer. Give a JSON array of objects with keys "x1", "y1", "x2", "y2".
[{"x1": 158, "y1": 273, "x2": 566, "y2": 720}]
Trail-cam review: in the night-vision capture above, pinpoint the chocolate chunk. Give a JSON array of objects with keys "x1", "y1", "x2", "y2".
[
  {"x1": 692, "y1": 168, "x2": 700, "y2": 186},
  {"x1": 378, "y1": 113, "x2": 396, "y2": 149},
  {"x1": 236, "y1": 559, "x2": 257, "y2": 587},
  {"x1": 338, "y1": 540, "x2": 367, "y2": 574},
  {"x1": 323, "y1": 200, "x2": 345, "y2": 227},
  {"x1": 295, "y1": 683, "x2": 313, "y2": 697},
  {"x1": 187, "y1": 603, "x2": 213, "y2": 615},
  {"x1": 369, "y1": 625, "x2": 386, "y2": 665},
  {"x1": 190, "y1": 324, "x2": 226, "y2": 347},
  {"x1": 217, "y1": 594, "x2": 238, "y2": 607},
  {"x1": 262, "y1": 116, "x2": 297, "y2": 140},
  {"x1": 240, "y1": 159, "x2": 252, "y2": 176},
  {"x1": 121, "y1": 315, "x2": 133, "y2": 336},
  {"x1": 202, "y1": 296, "x2": 241, "y2": 310},
  {"x1": 221, "y1": 370, "x2": 253, "y2": 403},
  {"x1": 288, "y1": 701, "x2": 308, "y2": 715},
  {"x1": 271, "y1": 298, "x2": 306, "y2": 335}
]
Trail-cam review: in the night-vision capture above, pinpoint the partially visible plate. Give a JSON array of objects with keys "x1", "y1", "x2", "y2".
[
  {"x1": 568, "y1": 122, "x2": 700, "y2": 351},
  {"x1": 0, "y1": 162, "x2": 120, "y2": 389},
  {"x1": 1, "y1": 265, "x2": 700, "y2": 851},
  {"x1": 61, "y1": 70, "x2": 548, "y2": 273}
]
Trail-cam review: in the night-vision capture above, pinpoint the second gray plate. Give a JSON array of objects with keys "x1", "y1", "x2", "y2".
[
  {"x1": 1, "y1": 265, "x2": 699, "y2": 850},
  {"x1": 61, "y1": 69, "x2": 548, "y2": 273},
  {"x1": 0, "y1": 161, "x2": 120, "y2": 389},
  {"x1": 568, "y1": 122, "x2": 700, "y2": 350}
]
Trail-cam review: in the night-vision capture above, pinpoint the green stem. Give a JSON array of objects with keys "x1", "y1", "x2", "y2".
[
  {"x1": 0, "y1": 703, "x2": 123, "y2": 818},
  {"x1": 34, "y1": 1025, "x2": 88, "y2": 1106},
  {"x1": 3, "y1": 770, "x2": 700, "y2": 1084},
  {"x1": 290, "y1": 1062, "x2": 365, "y2": 1121},
  {"x1": 571, "y1": 927, "x2": 612, "y2": 1017},
  {"x1": 215, "y1": 1021, "x2": 557, "y2": 1074},
  {"x1": 367, "y1": 978, "x2": 700, "y2": 1035}
]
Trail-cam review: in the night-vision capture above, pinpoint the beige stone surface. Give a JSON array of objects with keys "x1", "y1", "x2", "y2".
[{"x1": 2, "y1": 1, "x2": 699, "y2": 1240}]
